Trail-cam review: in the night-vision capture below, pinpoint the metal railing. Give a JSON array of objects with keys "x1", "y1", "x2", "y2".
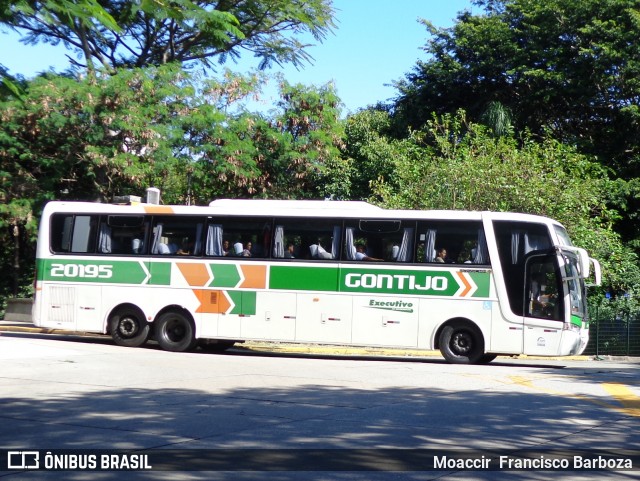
[{"x1": 584, "y1": 303, "x2": 640, "y2": 357}]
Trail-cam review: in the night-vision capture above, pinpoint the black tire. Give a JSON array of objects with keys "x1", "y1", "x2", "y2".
[
  {"x1": 109, "y1": 308, "x2": 150, "y2": 347},
  {"x1": 155, "y1": 311, "x2": 197, "y2": 352},
  {"x1": 439, "y1": 322, "x2": 485, "y2": 364},
  {"x1": 198, "y1": 339, "x2": 236, "y2": 353}
]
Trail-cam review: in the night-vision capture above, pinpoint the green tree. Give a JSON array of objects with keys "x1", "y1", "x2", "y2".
[
  {"x1": 190, "y1": 74, "x2": 353, "y2": 203},
  {"x1": 391, "y1": 0, "x2": 640, "y2": 265},
  {"x1": 393, "y1": 0, "x2": 640, "y2": 169},
  {"x1": 374, "y1": 111, "x2": 640, "y2": 295},
  {"x1": 343, "y1": 108, "x2": 402, "y2": 201},
  {"x1": 0, "y1": 66, "x2": 275, "y2": 298},
  {"x1": 264, "y1": 79, "x2": 350, "y2": 199},
  {"x1": 2, "y1": 0, "x2": 335, "y2": 75}
]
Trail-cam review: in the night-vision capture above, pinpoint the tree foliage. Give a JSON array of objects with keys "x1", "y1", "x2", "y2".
[
  {"x1": 2, "y1": 0, "x2": 335, "y2": 74},
  {"x1": 393, "y1": 0, "x2": 640, "y2": 173},
  {"x1": 343, "y1": 108, "x2": 402, "y2": 201},
  {"x1": 374, "y1": 111, "x2": 640, "y2": 295},
  {"x1": 391, "y1": 0, "x2": 640, "y2": 266},
  {"x1": 0, "y1": 65, "x2": 349, "y2": 298}
]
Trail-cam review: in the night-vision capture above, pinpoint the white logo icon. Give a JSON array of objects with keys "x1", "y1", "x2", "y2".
[{"x1": 8, "y1": 451, "x2": 40, "y2": 469}]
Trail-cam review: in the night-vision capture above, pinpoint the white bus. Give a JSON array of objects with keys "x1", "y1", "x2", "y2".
[{"x1": 33, "y1": 198, "x2": 601, "y2": 363}]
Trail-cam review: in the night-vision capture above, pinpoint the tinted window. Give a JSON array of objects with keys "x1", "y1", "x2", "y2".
[
  {"x1": 204, "y1": 217, "x2": 272, "y2": 259},
  {"x1": 344, "y1": 220, "x2": 415, "y2": 262},
  {"x1": 150, "y1": 216, "x2": 204, "y2": 256},
  {"x1": 272, "y1": 219, "x2": 341, "y2": 260},
  {"x1": 416, "y1": 220, "x2": 488, "y2": 265},
  {"x1": 51, "y1": 214, "x2": 98, "y2": 253},
  {"x1": 493, "y1": 221, "x2": 553, "y2": 316}
]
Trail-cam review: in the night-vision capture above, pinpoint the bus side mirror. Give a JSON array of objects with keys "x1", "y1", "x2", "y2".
[
  {"x1": 576, "y1": 248, "x2": 590, "y2": 277},
  {"x1": 589, "y1": 257, "x2": 602, "y2": 287},
  {"x1": 577, "y1": 247, "x2": 602, "y2": 286}
]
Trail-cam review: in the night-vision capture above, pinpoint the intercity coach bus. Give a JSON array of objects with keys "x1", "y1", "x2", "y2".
[{"x1": 32, "y1": 198, "x2": 600, "y2": 363}]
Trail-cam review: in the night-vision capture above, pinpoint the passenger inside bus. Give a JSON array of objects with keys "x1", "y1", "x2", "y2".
[
  {"x1": 284, "y1": 243, "x2": 295, "y2": 258},
  {"x1": 355, "y1": 243, "x2": 383, "y2": 262},
  {"x1": 177, "y1": 240, "x2": 194, "y2": 255},
  {"x1": 435, "y1": 247, "x2": 447, "y2": 263}
]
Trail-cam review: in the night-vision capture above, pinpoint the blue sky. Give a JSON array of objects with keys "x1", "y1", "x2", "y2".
[{"x1": 1, "y1": 0, "x2": 474, "y2": 113}]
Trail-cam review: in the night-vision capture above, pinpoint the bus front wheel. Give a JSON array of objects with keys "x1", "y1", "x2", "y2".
[
  {"x1": 155, "y1": 311, "x2": 197, "y2": 352},
  {"x1": 109, "y1": 309, "x2": 150, "y2": 347},
  {"x1": 439, "y1": 322, "x2": 485, "y2": 364}
]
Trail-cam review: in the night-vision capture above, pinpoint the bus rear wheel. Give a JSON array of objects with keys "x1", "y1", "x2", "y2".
[
  {"x1": 109, "y1": 309, "x2": 150, "y2": 347},
  {"x1": 155, "y1": 311, "x2": 197, "y2": 352},
  {"x1": 439, "y1": 322, "x2": 485, "y2": 364}
]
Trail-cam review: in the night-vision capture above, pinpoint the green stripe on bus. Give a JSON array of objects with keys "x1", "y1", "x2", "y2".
[
  {"x1": 467, "y1": 271, "x2": 491, "y2": 298},
  {"x1": 270, "y1": 266, "x2": 339, "y2": 291},
  {"x1": 147, "y1": 262, "x2": 171, "y2": 285},
  {"x1": 209, "y1": 264, "x2": 241, "y2": 288},
  {"x1": 39, "y1": 259, "x2": 150, "y2": 284},
  {"x1": 571, "y1": 314, "x2": 582, "y2": 328},
  {"x1": 270, "y1": 265, "x2": 491, "y2": 297},
  {"x1": 227, "y1": 291, "x2": 256, "y2": 315}
]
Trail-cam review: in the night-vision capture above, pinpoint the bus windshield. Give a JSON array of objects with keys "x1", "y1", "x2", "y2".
[{"x1": 553, "y1": 225, "x2": 573, "y2": 247}]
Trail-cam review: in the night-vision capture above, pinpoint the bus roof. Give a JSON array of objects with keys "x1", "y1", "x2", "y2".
[{"x1": 40, "y1": 199, "x2": 562, "y2": 226}]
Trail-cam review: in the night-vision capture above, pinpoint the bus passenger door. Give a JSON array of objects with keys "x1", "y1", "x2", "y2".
[{"x1": 522, "y1": 253, "x2": 564, "y2": 355}]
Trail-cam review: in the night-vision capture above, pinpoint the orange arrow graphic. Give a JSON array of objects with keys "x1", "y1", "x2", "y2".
[
  {"x1": 193, "y1": 289, "x2": 232, "y2": 314},
  {"x1": 456, "y1": 272, "x2": 472, "y2": 297},
  {"x1": 239, "y1": 264, "x2": 267, "y2": 289},
  {"x1": 177, "y1": 263, "x2": 210, "y2": 287}
]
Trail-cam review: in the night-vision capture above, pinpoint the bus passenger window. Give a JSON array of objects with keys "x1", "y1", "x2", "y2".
[
  {"x1": 344, "y1": 219, "x2": 412, "y2": 262},
  {"x1": 205, "y1": 218, "x2": 271, "y2": 259},
  {"x1": 50, "y1": 214, "x2": 98, "y2": 253},
  {"x1": 416, "y1": 221, "x2": 487, "y2": 264},
  {"x1": 151, "y1": 216, "x2": 203, "y2": 256},
  {"x1": 273, "y1": 219, "x2": 340, "y2": 261}
]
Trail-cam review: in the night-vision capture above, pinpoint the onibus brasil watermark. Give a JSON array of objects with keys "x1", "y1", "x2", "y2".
[{"x1": 3, "y1": 449, "x2": 637, "y2": 471}]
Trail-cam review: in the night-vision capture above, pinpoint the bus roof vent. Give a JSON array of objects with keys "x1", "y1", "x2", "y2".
[
  {"x1": 113, "y1": 195, "x2": 141, "y2": 205},
  {"x1": 146, "y1": 187, "x2": 161, "y2": 205}
]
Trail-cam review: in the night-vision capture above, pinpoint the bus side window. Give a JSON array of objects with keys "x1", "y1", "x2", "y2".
[
  {"x1": 150, "y1": 216, "x2": 203, "y2": 257},
  {"x1": 50, "y1": 214, "x2": 98, "y2": 253},
  {"x1": 273, "y1": 219, "x2": 340, "y2": 261},
  {"x1": 416, "y1": 221, "x2": 487, "y2": 264},
  {"x1": 206, "y1": 218, "x2": 271, "y2": 259},
  {"x1": 344, "y1": 220, "x2": 410, "y2": 262},
  {"x1": 101, "y1": 215, "x2": 148, "y2": 255},
  {"x1": 525, "y1": 255, "x2": 562, "y2": 321}
]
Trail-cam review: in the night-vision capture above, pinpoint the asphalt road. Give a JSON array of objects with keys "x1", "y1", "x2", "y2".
[{"x1": 0, "y1": 324, "x2": 638, "y2": 480}]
